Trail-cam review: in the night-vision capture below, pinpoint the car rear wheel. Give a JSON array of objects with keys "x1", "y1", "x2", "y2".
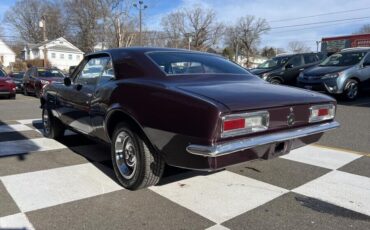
[
  {"x1": 111, "y1": 123, "x2": 164, "y2": 190},
  {"x1": 342, "y1": 79, "x2": 359, "y2": 101},
  {"x1": 42, "y1": 107, "x2": 65, "y2": 139},
  {"x1": 269, "y1": 78, "x2": 282, "y2": 85}
]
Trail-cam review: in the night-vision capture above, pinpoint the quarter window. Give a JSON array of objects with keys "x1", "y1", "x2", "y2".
[{"x1": 75, "y1": 56, "x2": 111, "y2": 86}]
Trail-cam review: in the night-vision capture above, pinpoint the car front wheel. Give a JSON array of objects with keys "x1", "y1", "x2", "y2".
[
  {"x1": 42, "y1": 108, "x2": 65, "y2": 139},
  {"x1": 342, "y1": 79, "x2": 359, "y2": 101},
  {"x1": 269, "y1": 78, "x2": 282, "y2": 85},
  {"x1": 111, "y1": 123, "x2": 164, "y2": 190}
]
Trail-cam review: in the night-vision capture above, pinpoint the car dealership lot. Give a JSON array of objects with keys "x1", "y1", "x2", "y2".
[{"x1": 0, "y1": 94, "x2": 369, "y2": 230}]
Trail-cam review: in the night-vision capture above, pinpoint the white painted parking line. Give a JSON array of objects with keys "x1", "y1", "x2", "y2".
[
  {"x1": 205, "y1": 224, "x2": 230, "y2": 230},
  {"x1": 16, "y1": 119, "x2": 42, "y2": 125},
  {"x1": 1, "y1": 163, "x2": 123, "y2": 212},
  {"x1": 281, "y1": 145, "x2": 361, "y2": 169},
  {"x1": 150, "y1": 171, "x2": 288, "y2": 224},
  {"x1": 293, "y1": 170, "x2": 370, "y2": 216},
  {"x1": 0, "y1": 213, "x2": 35, "y2": 230},
  {"x1": 0, "y1": 124, "x2": 33, "y2": 133},
  {"x1": 0, "y1": 138, "x2": 66, "y2": 156}
]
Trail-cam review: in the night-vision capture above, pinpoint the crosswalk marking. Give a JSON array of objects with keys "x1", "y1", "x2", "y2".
[
  {"x1": 281, "y1": 145, "x2": 361, "y2": 169},
  {"x1": 150, "y1": 170, "x2": 288, "y2": 223},
  {"x1": 0, "y1": 138, "x2": 66, "y2": 156},
  {"x1": 16, "y1": 119, "x2": 42, "y2": 125},
  {"x1": 0, "y1": 124, "x2": 34, "y2": 133},
  {"x1": 293, "y1": 170, "x2": 370, "y2": 216},
  {"x1": 0, "y1": 213, "x2": 35, "y2": 230},
  {"x1": 0, "y1": 163, "x2": 123, "y2": 212}
]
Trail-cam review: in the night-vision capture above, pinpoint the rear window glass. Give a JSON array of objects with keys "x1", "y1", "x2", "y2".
[{"x1": 147, "y1": 52, "x2": 249, "y2": 75}]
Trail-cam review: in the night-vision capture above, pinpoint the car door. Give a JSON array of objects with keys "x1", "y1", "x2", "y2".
[
  {"x1": 283, "y1": 55, "x2": 304, "y2": 84},
  {"x1": 66, "y1": 55, "x2": 111, "y2": 134},
  {"x1": 359, "y1": 53, "x2": 370, "y2": 89}
]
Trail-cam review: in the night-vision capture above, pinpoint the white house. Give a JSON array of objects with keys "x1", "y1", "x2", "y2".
[
  {"x1": 0, "y1": 38, "x2": 16, "y2": 67},
  {"x1": 22, "y1": 37, "x2": 84, "y2": 71}
]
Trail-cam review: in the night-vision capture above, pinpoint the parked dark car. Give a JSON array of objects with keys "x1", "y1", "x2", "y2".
[
  {"x1": 40, "y1": 48, "x2": 339, "y2": 190},
  {"x1": 298, "y1": 48, "x2": 370, "y2": 100},
  {"x1": 0, "y1": 69, "x2": 16, "y2": 99},
  {"x1": 8, "y1": 71, "x2": 25, "y2": 93},
  {"x1": 23, "y1": 67, "x2": 65, "y2": 97},
  {"x1": 250, "y1": 53, "x2": 323, "y2": 85}
]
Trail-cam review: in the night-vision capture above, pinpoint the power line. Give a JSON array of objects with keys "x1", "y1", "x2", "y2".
[
  {"x1": 268, "y1": 7, "x2": 370, "y2": 23},
  {"x1": 270, "y1": 16, "x2": 370, "y2": 29}
]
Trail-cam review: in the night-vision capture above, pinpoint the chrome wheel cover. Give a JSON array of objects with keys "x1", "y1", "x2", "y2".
[
  {"x1": 346, "y1": 81, "x2": 358, "y2": 99},
  {"x1": 114, "y1": 131, "x2": 137, "y2": 179},
  {"x1": 42, "y1": 109, "x2": 50, "y2": 135}
]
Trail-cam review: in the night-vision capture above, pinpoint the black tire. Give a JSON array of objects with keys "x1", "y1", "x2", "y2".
[
  {"x1": 8, "y1": 94, "x2": 16, "y2": 100},
  {"x1": 111, "y1": 122, "x2": 164, "y2": 190},
  {"x1": 342, "y1": 79, "x2": 359, "y2": 101},
  {"x1": 269, "y1": 78, "x2": 282, "y2": 85},
  {"x1": 42, "y1": 107, "x2": 65, "y2": 139}
]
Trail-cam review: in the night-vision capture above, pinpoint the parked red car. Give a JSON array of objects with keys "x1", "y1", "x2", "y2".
[
  {"x1": 0, "y1": 69, "x2": 16, "y2": 99},
  {"x1": 23, "y1": 67, "x2": 65, "y2": 97}
]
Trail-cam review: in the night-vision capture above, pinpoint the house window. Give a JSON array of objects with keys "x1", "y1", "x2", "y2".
[
  {"x1": 69, "y1": 54, "x2": 72, "y2": 60},
  {"x1": 76, "y1": 55, "x2": 80, "y2": 60},
  {"x1": 60, "y1": 54, "x2": 64, "y2": 59},
  {"x1": 51, "y1": 53, "x2": 56, "y2": 59}
]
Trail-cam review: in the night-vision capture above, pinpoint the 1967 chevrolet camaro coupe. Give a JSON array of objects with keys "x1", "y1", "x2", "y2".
[{"x1": 40, "y1": 48, "x2": 339, "y2": 190}]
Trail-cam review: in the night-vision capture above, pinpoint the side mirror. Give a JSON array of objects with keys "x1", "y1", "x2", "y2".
[
  {"x1": 64, "y1": 77, "x2": 71, "y2": 86},
  {"x1": 285, "y1": 64, "x2": 293, "y2": 69}
]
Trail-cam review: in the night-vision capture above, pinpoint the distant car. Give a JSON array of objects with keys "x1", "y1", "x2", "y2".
[
  {"x1": 8, "y1": 71, "x2": 25, "y2": 93},
  {"x1": 250, "y1": 53, "x2": 323, "y2": 85},
  {"x1": 0, "y1": 69, "x2": 16, "y2": 99},
  {"x1": 297, "y1": 48, "x2": 370, "y2": 100},
  {"x1": 23, "y1": 67, "x2": 65, "y2": 98},
  {"x1": 41, "y1": 48, "x2": 339, "y2": 190}
]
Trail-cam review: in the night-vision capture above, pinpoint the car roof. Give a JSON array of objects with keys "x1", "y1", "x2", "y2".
[{"x1": 341, "y1": 47, "x2": 370, "y2": 52}]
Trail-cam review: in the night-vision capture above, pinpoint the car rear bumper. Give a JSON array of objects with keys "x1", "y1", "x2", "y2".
[{"x1": 186, "y1": 121, "x2": 339, "y2": 157}]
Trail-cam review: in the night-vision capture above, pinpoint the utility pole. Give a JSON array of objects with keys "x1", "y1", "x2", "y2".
[
  {"x1": 133, "y1": 1, "x2": 148, "y2": 46},
  {"x1": 39, "y1": 15, "x2": 48, "y2": 67},
  {"x1": 316, "y1": 41, "x2": 322, "y2": 53}
]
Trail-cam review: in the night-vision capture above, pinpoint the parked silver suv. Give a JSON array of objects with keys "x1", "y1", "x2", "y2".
[{"x1": 298, "y1": 48, "x2": 370, "y2": 100}]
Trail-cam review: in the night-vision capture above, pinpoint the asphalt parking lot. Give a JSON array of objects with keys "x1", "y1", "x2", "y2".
[{"x1": 0, "y1": 94, "x2": 369, "y2": 230}]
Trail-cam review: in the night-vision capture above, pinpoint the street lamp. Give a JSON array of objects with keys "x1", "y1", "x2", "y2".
[{"x1": 133, "y1": 1, "x2": 148, "y2": 46}]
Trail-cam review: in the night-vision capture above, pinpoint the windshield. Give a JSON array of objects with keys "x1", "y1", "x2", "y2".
[
  {"x1": 257, "y1": 56, "x2": 291, "y2": 69},
  {"x1": 12, "y1": 72, "x2": 25, "y2": 79},
  {"x1": 147, "y1": 52, "x2": 249, "y2": 75},
  {"x1": 320, "y1": 52, "x2": 366, "y2": 66},
  {"x1": 38, "y1": 69, "x2": 64, "y2": 78}
]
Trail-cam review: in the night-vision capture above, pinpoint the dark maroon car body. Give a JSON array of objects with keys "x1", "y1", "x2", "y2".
[
  {"x1": 41, "y1": 48, "x2": 339, "y2": 189},
  {"x1": 23, "y1": 67, "x2": 65, "y2": 97},
  {"x1": 0, "y1": 69, "x2": 16, "y2": 99}
]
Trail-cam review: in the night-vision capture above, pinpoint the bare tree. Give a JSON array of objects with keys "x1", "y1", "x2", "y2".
[
  {"x1": 287, "y1": 41, "x2": 311, "y2": 53},
  {"x1": 357, "y1": 24, "x2": 370, "y2": 34},
  {"x1": 4, "y1": 0, "x2": 67, "y2": 43},
  {"x1": 64, "y1": 0, "x2": 103, "y2": 53},
  {"x1": 161, "y1": 6, "x2": 224, "y2": 51},
  {"x1": 261, "y1": 46, "x2": 276, "y2": 58},
  {"x1": 234, "y1": 16, "x2": 270, "y2": 66},
  {"x1": 161, "y1": 11, "x2": 186, "y2": 48}
]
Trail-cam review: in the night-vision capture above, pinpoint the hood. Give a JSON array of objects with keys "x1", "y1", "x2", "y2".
[
  {"x1": 0, "y1": 77, "x2": 12, "y2": 82},
  {"x1": 250, "y1": 68, "x2": 277, "y2": 76},
  {"x1": 176, "y1": 81, "x2": 333, "y2": 112},
  {"x1": 304, "y1": 65, "x2": 351, "y2": 76}
]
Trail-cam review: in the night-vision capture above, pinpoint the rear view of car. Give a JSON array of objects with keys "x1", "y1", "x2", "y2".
[
  {"x1": 8, "y1": 71, "x2": 25, "y2": 93},
  {"x1": 0, "y1": 69, "x2": 16, "y2": 99},
  {"x1": 298, "y1": 48, "x2": 370, "y2": 100}
]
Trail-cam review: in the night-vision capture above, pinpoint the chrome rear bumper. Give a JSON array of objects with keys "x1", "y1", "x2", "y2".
[{"x1": 186, "y1": 121, "x2": 340, "y2": 157}]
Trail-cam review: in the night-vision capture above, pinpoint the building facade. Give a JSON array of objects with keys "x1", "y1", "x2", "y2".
[
  {"x1": 321, "y1": 33, "x2": 370, "y2": 54},
  {"x1": 0, "y1": 38, "x2": 16, "y2": 68},
  {"x1": 22, "y1": 37, "x2": 84, "y2": 71}
]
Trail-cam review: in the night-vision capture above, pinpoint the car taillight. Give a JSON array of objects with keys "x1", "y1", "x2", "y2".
[
  {"x1": 309, "y1": 104, "x2": 335, "y2": 123},
  {"x1": 221, "y1": 111, "x2": 269, "y2": 138}
]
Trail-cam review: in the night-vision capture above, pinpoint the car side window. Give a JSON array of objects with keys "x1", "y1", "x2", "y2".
[
  {"x1": 287, "y1": 55, "x2": 303, "y2": 67},
  {"x1": 363, "y1": 53, "x2": 370, "y2": 64},
  {"x1": 74, "y1": 56, "x2": 110, "y2": 86},
  {"x1": 304, "y1": 54, "x2": 318, "y2": 64},
  {"x1": 99, "y1": 59, "x2": 115, "y2": 84}
]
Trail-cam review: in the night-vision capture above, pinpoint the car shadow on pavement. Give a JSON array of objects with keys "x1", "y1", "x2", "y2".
[{"x1": 336, "y1": 93, "x2": 370, "y2": 108}]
